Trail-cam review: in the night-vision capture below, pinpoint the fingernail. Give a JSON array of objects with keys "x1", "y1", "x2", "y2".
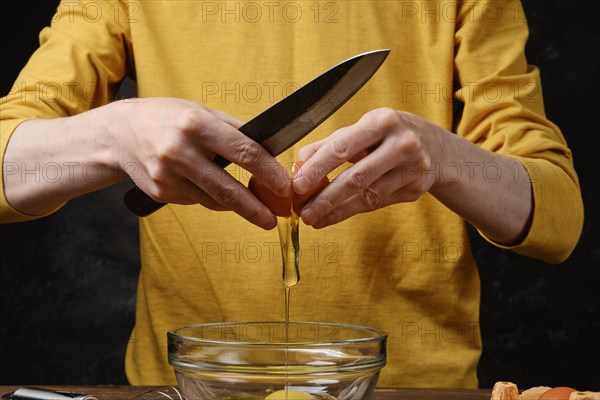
[
  {"x1": 294, "y1": 175, "x2": 310, "y2": 195},
  {"x1": 264, "y1": 215, "x2": 277, "y2": 230},
  {"x1": 302, "y1": 207, "x2": 315, "y2": 224},
  {"x1": 312, "y1": 219, "x2": 326, "y2": 229}
]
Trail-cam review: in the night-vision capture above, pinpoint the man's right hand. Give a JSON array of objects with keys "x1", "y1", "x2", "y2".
[{"x1": 3, "y1": 97, "x2": 291, "y2": 229}]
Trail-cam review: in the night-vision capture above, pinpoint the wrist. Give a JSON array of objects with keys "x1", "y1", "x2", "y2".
[
  {"x1": 4, "y1": 112, "x2": 128, "y2": 216},
  {"x1": 88, "y1": 101, "x2": 132, "y2": 180},
  {"x1": 428, "y1": 126, "x2": 458, "y2": 192}
]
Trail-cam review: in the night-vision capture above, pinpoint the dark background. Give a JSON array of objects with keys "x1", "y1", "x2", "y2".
[{"x1": 1, "y1": 0, "x2": 599, "y2": 390}]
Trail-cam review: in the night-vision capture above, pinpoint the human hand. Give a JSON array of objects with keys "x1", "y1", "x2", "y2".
[
  {"x1": 106, "y1": 97, "x2": 291, "y2": 229},
  {"x1": 293, "y1": 107, "x2": 445, "y2": 228}
]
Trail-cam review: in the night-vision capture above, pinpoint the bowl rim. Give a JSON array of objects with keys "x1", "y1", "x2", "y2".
[{"x1": 168, "y1": 321, "x2": 387, "y2": 347}]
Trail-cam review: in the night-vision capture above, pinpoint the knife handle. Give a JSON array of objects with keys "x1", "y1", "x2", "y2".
[
  {"x1": 3, "y1": 387, "x2": 98, "y2": 400},
  {"x1": 123, "y1": 155, "x2": 231, "y2": 216}
]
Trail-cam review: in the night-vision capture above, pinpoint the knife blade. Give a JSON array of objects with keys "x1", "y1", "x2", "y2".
[{"x1": 124, "y1": 49, "x2": 390, "y2": 216}]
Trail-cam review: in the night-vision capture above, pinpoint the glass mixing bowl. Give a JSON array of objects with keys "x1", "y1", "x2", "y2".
[{"x1": 168, "y1": 321, "x2": 386, "y2": 400}]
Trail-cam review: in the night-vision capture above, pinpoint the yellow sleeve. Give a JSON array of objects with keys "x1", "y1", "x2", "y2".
[
  {"x1": 453, "y1": 0, "x2": 584, "y2": 263},
  {"x1": 0, "y1": 0, "x2": 132, "y2": 223}
]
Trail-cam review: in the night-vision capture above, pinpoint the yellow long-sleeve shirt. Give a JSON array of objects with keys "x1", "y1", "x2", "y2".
[{"x1": 1, "y1": 0, "x2": 583, "y2": 387}]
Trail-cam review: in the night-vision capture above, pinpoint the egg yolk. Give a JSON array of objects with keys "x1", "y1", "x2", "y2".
[{"x1": 265, "y1": 389, "x2": 314, "y2": 400}]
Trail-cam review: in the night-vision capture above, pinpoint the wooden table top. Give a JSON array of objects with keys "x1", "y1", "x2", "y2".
[{"x1": 0, "y1": 386, "x2": 492, "y2": 399}]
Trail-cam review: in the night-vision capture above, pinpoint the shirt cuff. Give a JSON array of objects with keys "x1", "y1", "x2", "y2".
[
  {"x1": 477, "y1": 156, "x2": 584, "y2": 264},
  {"x1": 0, "y1": 118, "x2": 61, "y2": 223}
]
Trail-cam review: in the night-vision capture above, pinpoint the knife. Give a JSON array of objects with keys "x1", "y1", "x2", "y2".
[
  {"x1": 2, "y1": 387, "x2": 98, "y2": 400},
  {"x1": 124, "y1": 49, "x2": 390, "y2": 216}
]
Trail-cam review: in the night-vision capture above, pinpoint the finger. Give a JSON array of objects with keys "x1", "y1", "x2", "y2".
[
  {"x1": 150, "y1": 124, "x2": 279, "y2": 229},
  {"x1": 209, "y1": 109, "x2": 245, "y2": 129},
  {"x1": 299, "y1": 141, "x2": 417, "y2": 225},
  {"x1": 348, "y1": 150, "x2": 370, "y2": 163},
  {"x1": 188, "y1": 113, "x2": 291, "y2": 198},
  {"x1": 171, "y1": 180, "x2": 229, "y2": 211},
  {"x1": 180, "y1": 173, "x2": 276, "y2": 228},
  {"x1": 184, "y1": 160, "x2": 278, "y2": 230},
  {"x1": 298, "y1": 141, "x2": 369, "y2": 164},
  {"x1": 308, "y1": 168, "x2": 426, "y2": 228},
  {"x1": 175, "y1": 98, "x2": 245, "y2": 130},
  {"x1": 139, "y1": 168, "x2": 228, "y2": 210},
  {"x1": 296, "y1": 137, "x2": 329, "y2": 161},
  {"x1": 293, "y1": 122, "x2": 385, "y2": 196}
]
